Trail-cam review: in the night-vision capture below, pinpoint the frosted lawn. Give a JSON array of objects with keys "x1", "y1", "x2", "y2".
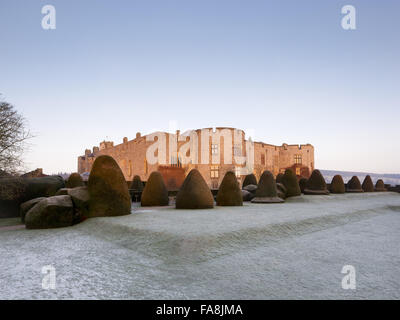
[{"x1": 0, "y1": 192, "x2": 399, "y2": 299}]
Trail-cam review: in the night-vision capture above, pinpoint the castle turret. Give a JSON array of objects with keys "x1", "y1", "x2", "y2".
[{"x1": 100, "y1": 141, "x2": 114, "y2": 150}]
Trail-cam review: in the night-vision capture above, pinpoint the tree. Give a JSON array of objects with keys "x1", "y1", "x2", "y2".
[{"x1": 0, "y1": 98, "x2": 33, "y2": 175}]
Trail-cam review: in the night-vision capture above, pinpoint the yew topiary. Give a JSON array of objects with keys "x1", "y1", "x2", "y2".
[
  {"x1": 276, "y1": 173, "x2": 284, "y2": 184},
  {"x1": 141, "y1": 171, "x2": 169, "y2": 206},
  {"x1": 20, "y1": 197, "x2": 46, "y2": 223},
  {"x1": 299, "y1": 178, "x2": 308, "y2": 193},
  {"x1": 176, "y1": 169, "x2": 214, "y2": 209},
  {"x1": 242, "y1": 174, "x2": 257, "y2": 188},
  {"x1": 130, "y1": 175, "x2": 144, "y2": 191},
  {"x1": 251, "y1": 170, "x2": 284, "y2": 203},
  {"x1": 304, "y1": 170, "x2": 329, "y2": 195},
  {"x1": 0, "y1": 177, "x2": 27, "y2": 218},
  {"x1": 375, "y1": 179, "x2": 387, "y2": 192},
  {"x1": 346, "y1": 176, "x2": 364, "y2": 193},
  {"x1": 242, "y1": 190, "x2": 254, "y2": 201},
  {"x1": 330, "y1": 175, "x2": 345, "y2": 194},
  {"x1": 1, "y1": 176, "x2": 64, "y2": 218},
  {"x1": 276, "y1": 182, "x2": 287, "y2": 199},
  {"x1": 25, "y1": 195, "x2": 74, "y2": 229},
  {"x1": 362, "y1": 175, "x2": 374, "y2": 192},
  {"x1": 243, "y1": 184, "x2": 257, "y2": 193},
  {"x1": 87, "y1": 155, "x2": 131, "y2": 217},
  {"x1": 216, "y1": 171, "x2": 243, "y2": 206},
  {"x1": 24, "y1": 176, "x2": 65, "y2": 200},
  {"x1": 66, "y1": 173, "x2": 84, "y2": 188},
  {"x1": 281, "y1": 169, "x2": 301, "y2": 197}
]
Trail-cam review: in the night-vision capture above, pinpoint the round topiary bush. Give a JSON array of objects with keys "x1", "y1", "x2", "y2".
[
  {"x1": 243, "y1": 184, "x2": 257, "y2": 193},
  {"x1": 299, "y1": 178, "x2": 308, "y2": 193},
  {"x1": 130, "y1": 175, "x2": 144, "y2": 191},
  {"x1": 330, "y1": 175, "x2": 345, "y2": 194},
  {"x1": 66, "y1": 173, "x2": 84, "y2": 188},
  {"x1": 251, "y1": 170, "x2": 284, "y2": 203},
  {"x1": 242, "y1": 189, "x2": 254, "y2": 201},
  {"x1": 87, "y1": 155, "x2": 131, "y2": 217},
  {"x1": 242, "y1": 174, "x2": 257, "y2": 188},
  {"x1": 24, "y1": 176, "x2": 65, "y2": 200},
  {"x1": 304, "y1": 170, "x2": 329, "y2": 195},
  {"x1": 25, "y1": 195, "x2": 74, "y2": 229},
  {"x1": 216, "y1": 171, "x2": 243, "y2": 206},
  {"x1": 141, "y1": 171, "x2": 169, "y2": 206},
  {"x1": 346, "y1": 176, "x2": 364, "y2": 193},
  {"x1": 276, "y1": 173, "x2": 284, "y2": 184},
  {"x1": 362, "y1": 175, "x2": 374, "y2": 192},
  {"x1": 375, "y1": 179, "x2": 386, "y2": 192},
  {"x1": 176, "y1": 169, "x2": 214, "y2": 209},
  {"x1": 281, "y1": 169, "x2": 301, "y2": 197}
]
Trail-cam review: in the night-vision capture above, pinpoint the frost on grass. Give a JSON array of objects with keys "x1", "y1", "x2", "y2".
[{"x1": 0, "y1": 193, "x2": 399, "y2": 299}]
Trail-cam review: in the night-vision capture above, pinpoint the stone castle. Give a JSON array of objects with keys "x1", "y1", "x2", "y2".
[{"x1": 78, "y1": 127, "x2": 314, "y2": 189}]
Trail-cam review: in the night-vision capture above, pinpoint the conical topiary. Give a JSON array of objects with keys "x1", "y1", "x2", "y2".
[
  {"x1": 281, "y1": 169, "x2": 301, "y2": 197},
  {"x1": 346, "y1": 176, "x2": 364, "y2": 193},
  {"x1": 276, "y1": 183, "x2": 287, "y2": 199},
  {"x1": 304, "y1": 170, "x2": 329, "y2": 195},
  {"x1": 88, "y1": 155, "x2": 131, "y2": 217},
  {"x1": 66, "y1": 173, "x2": 84, "y2": 188},
  {"x1": 299, "y1": 178, "x2": 308, "y2": 193},
  {"x1": 216, "y1": 171, "x2": 243, "y2": 206},
  {"x1": 242, "y1": 173, "x2": 257, "y2": 188},
  {"x1": 176, "y1": 169, "x2": 214, "y2": 209},
  {"x1": 362, "y1": 175, "x2": 374, "y2": 192},
  {"x1": 141, "y1": 171, "x2": 169, "y2": 206},
  {"x1": 130, "y1": 175, "x2": 143, "y2": 191},
  {"x1": 276, "y1": 173, "x2": 284, "y2": 184},
  {"x1": 330, "y1": 175, "x2": 345, "y2": 194},
  {"x1": 375, "y1": 179, "x2": 387, "y2": 192},
  {"x1": 251, "y1": 171, "x2": 284, "y2": 203}
]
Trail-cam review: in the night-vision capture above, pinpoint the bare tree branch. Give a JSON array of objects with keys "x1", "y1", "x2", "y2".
[{"x1": 0, "y1": 99, "x2": 34, "y2": 175}]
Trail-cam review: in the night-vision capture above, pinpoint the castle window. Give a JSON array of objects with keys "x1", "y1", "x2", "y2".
[
  {"x1": 211, "y1": 144, "x2": 218, "y2": 155},
  {"x1": 296, "y1": 167, "x2": 301, "y2": 176},
  {"x1": 294, "y1": 154, "x2": 302, "y2": 164},
  {"x1": 261, "y1": 154, "x2": 265, "y2": 165},
  {"x1": 233, "y1": 144, "x2": 241, "y2": 156},
  {"x1": 210, "y1": 165, "x2": 219, "y2": 178},
  {"x1": 235, "y1": 167, "x2": 241, "y2": 178}
]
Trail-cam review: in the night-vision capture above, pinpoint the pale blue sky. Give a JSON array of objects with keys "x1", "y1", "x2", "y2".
[{"x1": 0, "y1": 0, "x2": 399, "y2": 174}]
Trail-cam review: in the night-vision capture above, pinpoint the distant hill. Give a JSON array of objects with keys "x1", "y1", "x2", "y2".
[{"x1": 320, "y1": 170, "x2": 400, "y2": 186}]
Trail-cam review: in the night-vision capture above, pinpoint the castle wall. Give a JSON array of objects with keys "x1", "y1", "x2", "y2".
[{"x1": 78, "y1": 128, "x2": 314, "y2": 189}]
